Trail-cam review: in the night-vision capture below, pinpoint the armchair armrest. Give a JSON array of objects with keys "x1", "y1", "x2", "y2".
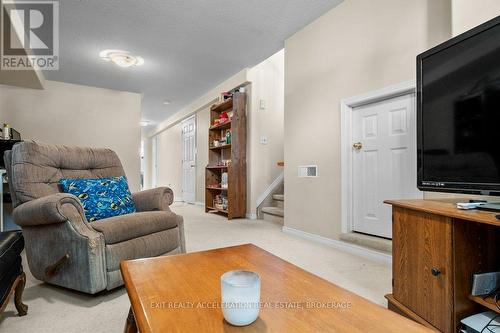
[
  {"x1": 13, "y1": 193, "x2": 107, "y2": 293},
  {"x1": 132, "y1": 187, "x2": 174, "y2": 212},
  {"x1": 13, "y1": 193, "x2": 87, "y2": 227}
]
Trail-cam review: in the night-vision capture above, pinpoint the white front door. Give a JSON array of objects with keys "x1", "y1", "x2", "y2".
[
  {"x1": 181, "y1": 117, "x2": 196, "y2": 203},
  {"x1": 352, "y1": 93, "x2": 420, "y2": 238}
]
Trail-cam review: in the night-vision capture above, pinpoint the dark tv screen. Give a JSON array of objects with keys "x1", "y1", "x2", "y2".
[{"x1": 418, "y1": 17, "x2": 500, "y2": 193}]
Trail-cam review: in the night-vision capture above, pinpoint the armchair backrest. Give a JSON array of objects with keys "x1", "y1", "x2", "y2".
[{"x1": 5, "y1": 141, "x2": 126, "y2": 208}]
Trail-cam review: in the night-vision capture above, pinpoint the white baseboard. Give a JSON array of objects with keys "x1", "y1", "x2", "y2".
[
  {"x1": 246, "y1": 213, "x2": 257, "y2": 220},
  {"x1": 282, "y1": 226, "x2": 392, "y2": 266}
]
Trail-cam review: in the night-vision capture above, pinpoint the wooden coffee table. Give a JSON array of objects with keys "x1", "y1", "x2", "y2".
[{"x1": 120, "y1": 244, "x2": 430, "y2": 332}]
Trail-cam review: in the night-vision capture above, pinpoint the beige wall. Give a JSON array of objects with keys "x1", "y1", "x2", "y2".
[
  {"x1": 196, "y1": 108, "x2": 210, "y2": 203},
  {"x1": 284, "y1": 0, "x2": 451, "y2": 239},
  {"x1": 156, "y1": 122, "x2": 183, "y2": 199},
  {"x1": 142, "y1": 134, "x2": 153, "y2": 190},
  {"x1": 247, "y1": 50, "x2": 285, "y2": 213},
  {"x1": 452, "y1": 0, "x2": 500, "y2": 35},
  {"x1": 0, "y1": 68, "x2": 44, "y2": 90},
  {"x1": 0, "y1": 80, "x2": 142, "y2": 191}
]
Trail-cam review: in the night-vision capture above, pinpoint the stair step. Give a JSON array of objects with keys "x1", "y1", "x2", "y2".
[
  {"x1": 339, "y1": 232, "x2": 392, "y2": 254},
  {"x1": 275, "y1": 200, "x2": 284, "y2": 209},
  {"x1": 272, "y1": 194, "x2": 284, "y2": 201},
  {"x1": 261, "y1": 206, "x2": 284, "y2": 217},
  {"x1": 263, "y1": 212, "x2": 283, "y2": 225}
]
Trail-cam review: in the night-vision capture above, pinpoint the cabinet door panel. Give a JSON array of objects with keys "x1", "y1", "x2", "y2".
[{"x1": 393, "y1": 207, "x2": 453, "y2": 332}]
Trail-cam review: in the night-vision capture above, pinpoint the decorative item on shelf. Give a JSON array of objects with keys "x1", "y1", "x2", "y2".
[
  {"x1": 3, "y1": 124, "x2": 11, "y2": 140},
  {"x1": 220, "y1": 111, "x2": 229, "y2": 121},
  {"x1": 210, "y1": 139, "x2": 229, "y2": 148},
  {"x1": 1, "y1": 124, "x2": 21, "y2": 141},
  {"x1": 212, "y1": 111, "x2": 230, "y2": 128},
  {"x1": 221, "y1": 172, "x2": 228, "y2": 189},
  {"x1": 221, "y1": 270, "x2": 260, "y2": 326},
  {"x1": 214, "y1": 194, "x2": 228, "y2": 210},
  {"x1": 230, "y1": 86, "x2": 246, "y2": 95},
  {"x1": 217, "y1": 159, "x2": 231, "y2": 167},
  {"x1": 221, "y1": 91, "x2": 233, "y2": 101},
  {"x1": 10, "y1": 128, "x2": 20, "y2": 140},
  {"x1": 225, "y1": 130, "x2": 231, "y2": 145}
]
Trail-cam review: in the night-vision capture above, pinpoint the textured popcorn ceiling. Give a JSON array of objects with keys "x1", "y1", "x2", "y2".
[{"x1": 44, "y1": 0, "x2": 343, "y2": 128}]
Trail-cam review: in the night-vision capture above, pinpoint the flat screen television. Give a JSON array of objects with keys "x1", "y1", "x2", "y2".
[{"x1": 417, "y1": 15, "x2": 500, "y2": 196}]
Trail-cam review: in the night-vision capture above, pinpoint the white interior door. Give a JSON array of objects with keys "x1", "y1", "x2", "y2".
[
  {"x1": 182, "y1": 117, "x2": 196, "y2": 203},
  {"x1": 352, "y1": 93, "x2": 420, "y2": 238}
]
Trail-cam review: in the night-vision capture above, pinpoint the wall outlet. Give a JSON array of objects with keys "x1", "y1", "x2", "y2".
[
  {"x1": 259, "y1": 99, "x2": 266, "y2": 110},
  {"x1": 260, "y1": 136, "x2": 268, "y2": 145}
]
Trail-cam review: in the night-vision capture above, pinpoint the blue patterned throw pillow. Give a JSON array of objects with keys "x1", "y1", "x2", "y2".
[{"x1": 59, "y1": 176, "x2": 136, "y2": 222}]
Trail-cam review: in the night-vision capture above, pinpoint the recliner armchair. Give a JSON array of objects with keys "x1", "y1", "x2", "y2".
[{"x1": 5, "y1": 141, "x2": 185, "y2": 294}]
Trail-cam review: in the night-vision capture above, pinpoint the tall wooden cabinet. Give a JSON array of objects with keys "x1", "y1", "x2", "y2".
[
  {"x1": 385, "y1": 200, "x2": 500, "y2": 332},
  {"x1": 205, "y1": 92, "x2": 247, "y2": 219}
]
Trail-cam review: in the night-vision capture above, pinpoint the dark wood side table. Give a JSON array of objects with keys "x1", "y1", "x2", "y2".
[{"x1": 385, "y1": 199, "x2": 500, "y2": 333}]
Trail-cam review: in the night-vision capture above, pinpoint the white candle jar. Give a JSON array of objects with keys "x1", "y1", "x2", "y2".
[{"x1": 221, "y1": 270, "x2": 260, "y2": 326}]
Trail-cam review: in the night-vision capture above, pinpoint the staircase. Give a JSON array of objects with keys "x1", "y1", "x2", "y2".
[{"x1": 261, "y1": 194, "x2": 284, "y2": 224}]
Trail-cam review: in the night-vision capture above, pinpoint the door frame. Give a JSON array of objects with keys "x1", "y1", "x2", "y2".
[
  {"x1": 152, "y1": 135, "x2": 158, "y2": 189},
  {"x1": 181, "y1": 115, "x2": 197, "y2": 203},
  {"x1": 340, "y1": 80, "x2": 419, "y2": 235}
]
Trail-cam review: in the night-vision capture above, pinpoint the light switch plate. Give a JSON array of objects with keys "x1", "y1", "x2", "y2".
[
  {"x1": 260, "y1": 136, "x2": 268, "y2": 145},
  {"x1": 259, "y1": 99, "x2": 266, "y2": 110}
]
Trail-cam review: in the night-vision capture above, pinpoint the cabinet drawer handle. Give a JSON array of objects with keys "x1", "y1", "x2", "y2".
[{"x1": 431, "y1": 268, "x2": 441, "y2": 276}]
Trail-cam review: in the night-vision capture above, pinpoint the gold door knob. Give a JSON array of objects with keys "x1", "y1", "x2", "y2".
[{"x1": 353, "y1": 142, "x2": 363, "y2": 150}]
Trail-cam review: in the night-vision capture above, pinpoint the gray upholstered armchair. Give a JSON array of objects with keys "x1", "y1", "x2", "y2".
[{"x1": 4, "y1": 141, "x2": 185, "y2": 294}]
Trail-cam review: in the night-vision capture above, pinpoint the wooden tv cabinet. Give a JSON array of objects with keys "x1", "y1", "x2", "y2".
[{"x1": 385, "y1": 199, "x2": 500, "y2": 333}]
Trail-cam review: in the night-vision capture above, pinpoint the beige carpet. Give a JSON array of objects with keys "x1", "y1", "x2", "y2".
[{"x1": 0, "y1": 203, "x2": 391, "y2": 332}]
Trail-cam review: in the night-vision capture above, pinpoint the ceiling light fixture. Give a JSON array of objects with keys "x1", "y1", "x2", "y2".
[
  {"x1": 163, "y1": 100, "x2": 172, "y2": 105},
  {"x1": 139, "y1": 120, "x2": 150, "y2": 127},
  {"x1": 99, "y1": 49, "x2": 144, "y2": 68}
]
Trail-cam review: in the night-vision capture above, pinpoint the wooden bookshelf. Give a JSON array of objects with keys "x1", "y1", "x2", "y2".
[
  {"x1": 206, "y1": 187, "x2": 228, "y2": 191},
  {"x1": 205, "y1": 92, "x2": 247, "y2": 219},
  {"x1": 206, "y1": 206, "x2": 229, "y2": 214},
  {"x1": 206, "y1": 165, "x2": 228, "y2": 170},
  {"x1": 209, "y1": 121, "x2": 231, "y2": 131},
  {"x1": 469, "y1": 295, "x2": 500, "y2": 314},
  {"x1": 209, "y1": 144, "x2": 231, "y2": 150},
  {"x1": 210, "y1": 98, "x2": 233, "y2": 113}
]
